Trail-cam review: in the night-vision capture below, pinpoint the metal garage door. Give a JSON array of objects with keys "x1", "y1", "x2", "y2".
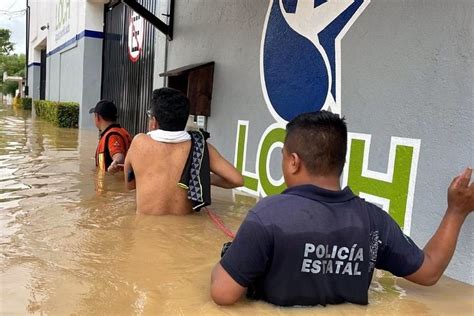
[{"x1": 101, "y1": 0, "x2": 156, "y2": 135}]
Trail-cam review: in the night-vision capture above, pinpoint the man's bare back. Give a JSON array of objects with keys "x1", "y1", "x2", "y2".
[
  {"x1": 125, "y1": 133, "x2": 243, "y2": 215},
  {"x1": 125, "y1": 134, "x2": 194, "y2": 215}
]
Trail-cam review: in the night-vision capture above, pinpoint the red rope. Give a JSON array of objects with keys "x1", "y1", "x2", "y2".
[{"x1": 205, "y1": 207, "x2": 236, "y2": 239}]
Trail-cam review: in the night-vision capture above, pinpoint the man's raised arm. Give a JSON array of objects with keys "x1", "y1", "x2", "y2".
[
  {"x1": 208, "y1": 143, "x2": 244, "y2": 189},
  {"x1": 405, "y1": 168, "x2": 473, "y2": 286}
]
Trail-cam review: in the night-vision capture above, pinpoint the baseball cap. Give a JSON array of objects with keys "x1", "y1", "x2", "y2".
[{"x1": 89, "y1": 100, "x2": 118, "y2": 121}]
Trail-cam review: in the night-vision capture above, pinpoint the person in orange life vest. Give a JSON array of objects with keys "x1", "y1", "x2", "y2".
[{"x1": 89, "y1": 100, "x2": 132, "y2": 173}]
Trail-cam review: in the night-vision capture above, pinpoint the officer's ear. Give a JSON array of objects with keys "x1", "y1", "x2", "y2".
[{"x1": 289, "y1": 152, "x2": 302, "y2": 174}]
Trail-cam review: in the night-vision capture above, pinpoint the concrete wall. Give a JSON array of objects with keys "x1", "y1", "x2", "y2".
[
  {"x1": 81, "y1": 37, "x2": 103, "y2": 129},
  {"x1": 27, "y1": 65, "x2": 41, "y2": 100},
  {"x1": 45, "y1": 36, "x2": 102, "y2": 129},
  {"x1": 157, "y1": 0, "x2": 473, "y2": 283},
  {"x1": 163, "y1": 0, "x2": 274, "y2": 178},
  {"x1": 341, "y1": 0, "x2": 473, "y2": 285}
]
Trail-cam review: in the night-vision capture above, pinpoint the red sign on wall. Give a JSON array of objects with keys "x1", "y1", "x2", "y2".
[{"x1": 128, "y1": 11, "x2": 143, "y2": 62}]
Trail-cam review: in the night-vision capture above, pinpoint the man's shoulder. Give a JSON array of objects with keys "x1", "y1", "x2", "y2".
[
  {"x1": 256, "y1": 193, "x2": 294, "y2": 206},
  {"x1": 130, "y1": 133, "x2": 192, "y2": 156},
  {"x1": 133, "y1": 133, "x2": 148, "y2": 141},
  {"x1": 120, "y1": 127, "x2": 132, "y2": 139},
  {"x1": 249, "y1": 193, "x2": 299, "y2": 218},
  {"x1": 130, "y1": 133, "x2": 156, "y2": 146},
  {"x1": 360, "y1": 198, "x2": 389, "y2": 216},
  {"x1": 357, "y1": 196, "x2": 394, "y2": 228},
  {"x1": 127, "y1": 133, "x2": 151, "y2": 154}
]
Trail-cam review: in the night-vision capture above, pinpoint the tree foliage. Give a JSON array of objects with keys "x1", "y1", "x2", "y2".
[
  {"x1": 0, "y1": 28, "x2": 25, "y2": 95},
  {"x1": 0, "y1": 29, "x2": 14, "y2": 55}
]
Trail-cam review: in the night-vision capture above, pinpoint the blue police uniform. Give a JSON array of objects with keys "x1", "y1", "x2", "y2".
[{"x1": 220, "y1": 184, "x2": 424, "y2": 306}]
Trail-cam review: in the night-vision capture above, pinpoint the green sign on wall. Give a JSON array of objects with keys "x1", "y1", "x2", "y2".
[{"x1": 234, "y1": 122, "x2": 420, "y2": 235}]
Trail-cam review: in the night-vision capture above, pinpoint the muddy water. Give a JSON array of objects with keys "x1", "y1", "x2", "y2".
[{"x1": 1, "y1": 105, "x2": 473, "y2": 315}]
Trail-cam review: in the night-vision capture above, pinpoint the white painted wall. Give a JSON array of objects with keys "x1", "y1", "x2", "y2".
[{"x1": 29, "y1": 0, "x2": 104, "y2": 57}]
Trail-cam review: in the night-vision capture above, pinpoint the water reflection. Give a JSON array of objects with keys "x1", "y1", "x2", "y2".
[{"x1": 1, "y1": 104, "x2": 473, "y2": 315}]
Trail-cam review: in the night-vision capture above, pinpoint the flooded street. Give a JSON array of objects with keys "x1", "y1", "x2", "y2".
[{"x1": 1, "y1": 105, "x2": 473, "y2": 315}]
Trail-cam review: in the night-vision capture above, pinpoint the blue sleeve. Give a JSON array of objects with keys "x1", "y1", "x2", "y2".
[
  {"x1": 219, "y1": 211, "x2": 272, "y2": 287},
  {"x1": 375, "y1": 210, "x2": 424, "y2": 277}
]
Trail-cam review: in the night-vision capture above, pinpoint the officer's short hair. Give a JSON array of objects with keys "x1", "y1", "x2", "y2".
[{"x1": 285, "y1": 111, "x2": 348, "y2": 176}]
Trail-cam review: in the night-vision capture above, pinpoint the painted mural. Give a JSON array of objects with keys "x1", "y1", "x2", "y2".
[
  {"x1": 261, "y1": 0, "x2": 369, "y2": 120},
  {"x1": 234, "y1": 0, "x2": 421, "y2": 235}
]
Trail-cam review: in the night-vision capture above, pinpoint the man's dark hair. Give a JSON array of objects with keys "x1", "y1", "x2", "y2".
[
  {"x1": 149, "y1": 87, "x2": 190, "y2": 131},
  {"x1": 285, "y1": 111, "x2": 347, "y2": 176}
]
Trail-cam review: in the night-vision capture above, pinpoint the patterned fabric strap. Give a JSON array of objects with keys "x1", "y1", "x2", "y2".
[{"x1": 187, "y1": 131, "x2": 205, "y2": 206}]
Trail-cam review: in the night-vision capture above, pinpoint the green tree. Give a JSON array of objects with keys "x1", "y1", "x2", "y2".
[
  {"x1": 0, "y1": 28, "x2": 25, "y2": 95},
  {"x1": 0, "y1": 54, "x2": 25, "y2": 95},
  {"x1": 0, "y1": 29, "x2": 14, "y2": 55}
]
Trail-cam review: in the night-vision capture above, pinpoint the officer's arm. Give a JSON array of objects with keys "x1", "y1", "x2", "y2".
[
  {"x1": 405, "y1": 168, "x2": 473, "y2": 285},
  {"x1": 211, "y1": 263, "x2": 246, "y2": 305},
  {"x1": 210, "y1": 212, "x2": 270, "y2": 305}
]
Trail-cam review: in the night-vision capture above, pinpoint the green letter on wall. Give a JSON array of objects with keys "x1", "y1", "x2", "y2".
[
  {"x1": 235, "y1": 121, "x2": 259, "y2": 192},
  {"x1": 258, "y1": 126, "x2": 287, "y2": 196},
  {"x1": 346, "y1": 134, "x2": 420, "y2": 233},
  {"x1": 235, "y1": 121, "x2": 287, "y2": 196}
]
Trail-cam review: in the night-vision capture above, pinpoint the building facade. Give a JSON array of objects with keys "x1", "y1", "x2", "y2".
[
  {"x1": 27, "y1": 0, "x2": 105, "y2": 129},
  {"x1": 27, "y1": 0, "x2": 473, "y2": 284}
]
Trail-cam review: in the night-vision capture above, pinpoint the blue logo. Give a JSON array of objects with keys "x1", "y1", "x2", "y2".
[{"x1": 260, "y1": 0, "x2": 369, "y2": 122}]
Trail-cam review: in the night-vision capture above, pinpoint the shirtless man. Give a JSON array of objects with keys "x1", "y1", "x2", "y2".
[{"x1": 124, "y1": 88, "x2": 244, "y2": 215}]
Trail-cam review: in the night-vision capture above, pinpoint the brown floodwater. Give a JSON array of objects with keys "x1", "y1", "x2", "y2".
[{"x1": 1, "y1": 105, "x2": 473, "y2": 315}]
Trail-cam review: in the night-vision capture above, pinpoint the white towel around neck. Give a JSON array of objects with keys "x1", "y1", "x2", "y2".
[{"x1": 147, "y1": 129, "x2": 191, "y2": 143}]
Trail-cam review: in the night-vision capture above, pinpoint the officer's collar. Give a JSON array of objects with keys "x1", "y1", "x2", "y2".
[
  {"x1": 100, "y1": 123, "x2": 121, "y2": 137},
  {"x1": 283, "y1": 184, "x2": 356, "y2": 203}
]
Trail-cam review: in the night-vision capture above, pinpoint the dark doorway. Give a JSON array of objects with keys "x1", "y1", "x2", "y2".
[
  {"x1": 39, "y1": 48, "x2": 46, "y2": 100},
  {"x1": 101, "y1": 0, "x2": 156, "y2": 136}
]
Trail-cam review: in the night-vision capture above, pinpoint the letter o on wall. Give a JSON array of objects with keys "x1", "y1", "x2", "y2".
[{"x1": 258, "y1": 125, "x2": 287, "y2": 196}]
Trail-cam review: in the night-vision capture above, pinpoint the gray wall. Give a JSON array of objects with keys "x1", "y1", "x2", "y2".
[
  {"x1": 342, "y1": 0, "x2": 473, "y2": 284},
  {"x1": 27, "y1": 65, "x2": 41, "y2": 100},
  {"x1": 81, "y1": 37, "x2": 103, "y2": 129},
  {"x1": 45, "y1": 37, "x2": 102, "y2": 129},
  {"x1": 47, "y1": 43, "x2": 83, "y2": 103},
  {"x1": 165, "y1": 0, "x2": 276, "y2": 170},
  {"x1": 158, "y1": 0, "x2": 473, "y2": 283}
]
